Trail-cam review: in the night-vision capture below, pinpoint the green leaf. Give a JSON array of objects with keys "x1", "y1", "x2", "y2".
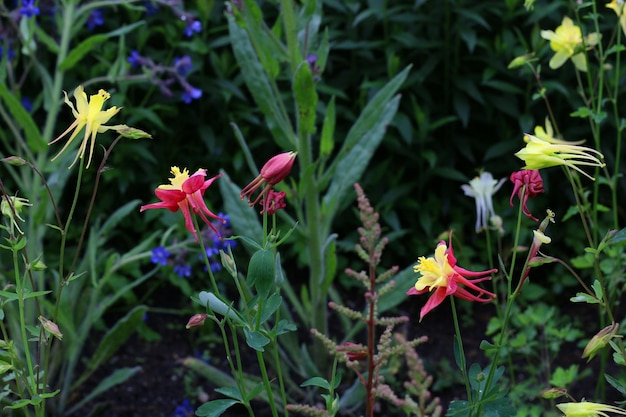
[
  {"x1": 300, "y1": 376, "x2": 331, "y2": 390},
  {"x1": 570, "y1": 292, "x2": 599, "y2": 304},
  {"x1": 214, "y1": 387, "x2": 244, "y2": 402},
  {"x1": 293, "y1": 62, "x2": 318, "y2": 134},
  {"x1": 227, "y1": 13, "x2": 294, "y2": 148},
  {"x1": 260, "y1": 293, "x2": 282, "y2": 324},
  {"x1": 244, "y1": 328, "x2": 270, "y2": 351},
  {"x1": 0, "y1": 82, "x2": 46, "y2": 152},
  {"x1": 275, "y1": 319, "x2": 296, "y2": 335},
  {"x1": 377, "y1": 265, "x2": 414, "y2": 313},
  {"x1": 550, "y1": 365, "x2": 579, "y2": 387},
  {"x1": 607, "y1": 228, "x2": 626, "y2": 246},
  {"x1": 592, "y1": 280, "x2": 604, "y2": 300},
  {"x1": 86, "y1": 305, "x2": 147, "y2": 374},
  {"x1": 60, "y1": 21, "x2": 145, "y2": 70},
  {"x1": 99, "y1": 199, "x2": 141, "y2": 238},
  {"x1": 66, "y1": 367, "x2": 141, "y2": 415},
  {"x1": 323, "y1": 93, "x2": 403, "y2": 220},
  {"x1": 247, "y1": 249, "x2": 275, "y2": 299},
  {"x1": 196, "y1": 399, "x2": 240, "y2": 417}
]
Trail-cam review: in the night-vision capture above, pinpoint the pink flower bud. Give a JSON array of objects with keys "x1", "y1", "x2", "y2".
[{"x1": 186, "y1": 313, "x2": 208, "y2": 329}]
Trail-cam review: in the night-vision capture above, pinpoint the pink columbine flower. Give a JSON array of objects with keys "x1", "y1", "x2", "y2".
[
  {"x1": 408, "y1": 232, "x2": 496, "y2": 321},
  {"x1": 140, "y1": 166, "x2": 224, "y2": 242},
  {"x1": 510, "y1": 170, "x2": 544, "y2": 221},
  {"x1": 240, "y1": 152, "x2": 296, "y2": 207}
]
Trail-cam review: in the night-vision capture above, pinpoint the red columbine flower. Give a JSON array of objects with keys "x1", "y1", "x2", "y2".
[
  {"x1": 407, "y1": 232, "x2": 496, "y2": 321},
  {"x1": 240, "y1": 152, "x2": 296, "y2": 207},
  {"x1": 260, "y1": 190, "x2": 286, "y2": 215},
  {"x1": 510, "y1": 170, "x2": 544, "y2": 221},
  {"x1": 140, "y1": 167, "x2": 224, "y2": 242}
]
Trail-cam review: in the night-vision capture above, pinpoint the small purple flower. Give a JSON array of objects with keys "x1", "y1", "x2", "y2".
[
  {"x1": 306, "y1": 54, "x2": 318, "y2": 65},
  {"x1": 150, "y1": 246, "x2": 170, "y2": 266},
  {"x1": 171, "y1": 399, "x2": 194, "y2": 417},
  {"x1": 21, "y1": 97, "x2": 33, "y2": 113},
  {"x1": 173, "y1": 263, "x2": 192, "y2": 278},
  {"x1": 86, "y1": 9, "x2": 104, "y2": 30},
  {"x1": 174, "y1": 55, "x2": 192, "y2": 76},
  {"x1": 181, "y1": 85, "x2": 202, "y2": 104},
  {"x1": 127, "y1": 50, "x2": 143, "y2": 68},
  {"x1": 183, "y1": 19, "x2": 202, "y2": 37},
  {"x1": 19, "y1": 0, "x2": 39, "y2": 18}
]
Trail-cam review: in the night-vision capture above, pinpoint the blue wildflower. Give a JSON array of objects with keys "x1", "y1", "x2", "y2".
[
  {"x1": 171, "y1": 398, "x2": 194, "y2": 417},
  {"x1": 144, "y1": 1, "x2": 158, "y2": 16},
  {"x1": 174, "y1": 55, "x2": 193, "y2": 76},
  {"x1": 181, "y1": 85, "x2": 202, "y2": 104},
  {"x1": 21, "y1": 97, "x2": 33, "y2": 113},
  {"x1": 183, "y1": 19, "x2": 201, "y2": 37},
  {"x1": 86, "y1": 9, "x2": 104, "y2": 30},
  {"x1": 173, "y1": 263, "x2": 192, "y2": 278},
  {"x1": 150, "y1": 246, "x2": 170, "y2": 266},
  {"x1": 127, "y1": 50, "x2": 143, "y2": 68},
  {"x1": 0, "y1": 46, "x2": 16, "y2": 61},
  {"x1": 19, "y1": 0, "x2": 39, "y2": 18}
]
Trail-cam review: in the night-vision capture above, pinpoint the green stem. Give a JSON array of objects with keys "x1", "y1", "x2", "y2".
[
  {"x1": 450, "y1": 297, "x2": 472, "y2": 406},
  {"x1": 257, "y1": 350, "x2": 279, "y2": 417}
]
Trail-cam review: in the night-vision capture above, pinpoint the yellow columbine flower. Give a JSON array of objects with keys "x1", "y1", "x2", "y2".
[
  {"x1": 533, "y1": 117, "x2": 584, "y2": 145},
  {"x1": 49, "y1": 86, "x2": 121, "y2": 169},
  {"x1": 515, "y1": 134, "x2": 605, "y2": 181},
  {"x1": 607, "y1": 0, "x2": 626, "y2": 37},
  {"x1": 540, "y1": 16, "x2": 600, "y2": 71},
  {"x1": 557, "y1": 401, "x2": 626, "y2": 416}
]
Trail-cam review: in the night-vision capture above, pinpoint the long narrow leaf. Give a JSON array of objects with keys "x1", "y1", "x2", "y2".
[
  {"x1": 0, "y1": 82, "x2": 46, "y2": 152},
  {"x1": 66, "y1": 367, "x2": 141, "y2": 415},
  {"x1": 227, "y1": 14, "x2": 294, "y2": 149},
  {"x1": 322, "y1": 94, "x2": 402, "y2": 221}
]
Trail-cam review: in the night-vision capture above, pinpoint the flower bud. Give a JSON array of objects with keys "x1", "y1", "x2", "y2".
[
  {"x1": 39, "y1": 316, "x2": 63, "y2": 341},
  {"x1": 261, "y1": 152, "x2": 297, "y2": 186},
  {"x1": 582, "y1": 322, "x2": 620, "y2": 362},
  {"x1": 186, "y1": 313, "x2": 208, "y2": 329},
  {"x1": 1, "y1": 196, "x2": 32, "y2": 234}
]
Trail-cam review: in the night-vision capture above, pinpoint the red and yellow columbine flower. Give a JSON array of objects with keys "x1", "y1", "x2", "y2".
[
  {"x1": 49, "y1": 86, "x2": 122, "y2": 169},
  {"x1": 557, "y1": 401, "x2": 626, "y2": 417},
  {"x1": 240, "y1": 151, "x2": 296, "y2": 210},
  {"x1": 540, "y1": 16, "x2": 600, "y2": 72},
  {"x1": 515, "y1": 134, "x2": 605, "y2": 181},
  {"x1": 607, "y1": 1, "x2": 626, "y2": 37},
  {"x1": 140, "y1": 167, "x2": 224, "y2": 242},
  {"x1": 407, "y1": 232, "x2": 496, "y2": 321}
]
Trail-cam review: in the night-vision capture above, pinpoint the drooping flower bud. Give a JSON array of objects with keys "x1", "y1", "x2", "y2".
[
  {"x1": 240, "y1": 152, "x2": 296, "y2": 208},
  {"x1": 186, "y1": 313, "x2": 209, "y2": 329},
  {"x1": 39, "y1": 316, "x2": 63, "y2": 341},
  {"x1": 582, "y1": 322, "x2": 620, "y2": 362}
]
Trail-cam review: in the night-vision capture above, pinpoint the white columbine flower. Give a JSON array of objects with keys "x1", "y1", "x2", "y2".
[{"x1": 461, "y1": 172, "x2": 505, "y2": 233}]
